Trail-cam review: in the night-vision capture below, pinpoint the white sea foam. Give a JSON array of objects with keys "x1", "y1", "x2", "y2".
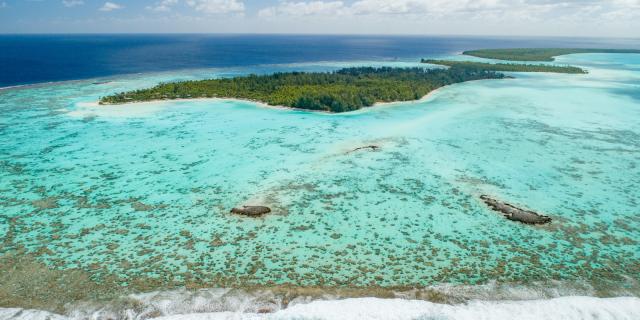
[
  {"x1": 263, "y1": 296, "x2": 640, "y2": 320},
  {"x1": 2, "y1": 296, "x2": 639, "y2": 320},
  {"x1": 0, "y1": 308, "x2": 68, "y2": 320}
]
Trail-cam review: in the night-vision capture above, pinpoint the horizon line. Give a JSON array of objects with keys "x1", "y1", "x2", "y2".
[{"x1": 0, "y1": 32, "x2": 639, "y2": 40}]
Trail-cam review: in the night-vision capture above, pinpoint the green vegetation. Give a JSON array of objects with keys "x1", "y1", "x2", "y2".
[
  {"x1": 463, "y1": 48, "x2": 640, "y2": 62},
  {"x1": 422, "y1": 59, "x2": 586, "y2": 74},
  {"x1": 100, "y1": 67, "x2": 506, "y2": 112}
]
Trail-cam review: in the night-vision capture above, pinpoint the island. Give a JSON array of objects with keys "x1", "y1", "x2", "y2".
[
  {"x1": 100, "y1": 49, "x2": 608, "y2": 113},
  {"x1": 421, "y1": 59, "x2": 586, "y2": 74},
  {"x1": 463, "y1": 48, "x2": 640, "y2": 61},
  {"x1": 100, "y1": 67, "x2": 507, "y2": 112}
]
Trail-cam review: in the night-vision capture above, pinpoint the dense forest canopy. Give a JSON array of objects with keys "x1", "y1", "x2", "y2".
[
  {"x1": 421, "y1": 59, "x2": 586, "y2": 74},
  {"x1": 463, "y1": 48, "x2": 640, "y2": 62},
  {"x1": 100, "y1": 67, "x2": 506, "y2": 113}
]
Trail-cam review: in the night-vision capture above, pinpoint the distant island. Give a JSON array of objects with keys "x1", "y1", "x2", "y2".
[
  {"x1": 421, "y1": 59, "x2": 587, "y2": 74},
  {"x1": 463, "y1": 48, "x2": 640, "y2": 61},
  {"x1": 100, "y1": 67, "x2": 506, "y2": 112}
]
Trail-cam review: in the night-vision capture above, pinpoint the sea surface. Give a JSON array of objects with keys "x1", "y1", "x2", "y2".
[
  {"x1": 2, "y1": 34, "x2": 640, "y2": 87},
  {"x1": 1, "y1": 35, "x2": 640, "y2": 319}
]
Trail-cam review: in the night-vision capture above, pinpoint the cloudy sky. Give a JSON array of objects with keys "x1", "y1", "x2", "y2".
[{"x1": 0, "y1": 0, "x2": 638, "y2": 36}]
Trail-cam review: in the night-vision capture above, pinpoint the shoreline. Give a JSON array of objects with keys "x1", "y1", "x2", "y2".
[{"x1": 372, "y1": 86, "x2": 444, "y2": 108}]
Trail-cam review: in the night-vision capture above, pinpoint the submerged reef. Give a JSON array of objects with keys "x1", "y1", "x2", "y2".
[
  {"x1": 3, "y1": 49, "x2": 640, "y2": 317},
  {"x1": 480, "y1": 195, "x2": 552, "y2": 225},
  {"x1": 348, "y1": 145, "x2": 380, "y2": 153}
]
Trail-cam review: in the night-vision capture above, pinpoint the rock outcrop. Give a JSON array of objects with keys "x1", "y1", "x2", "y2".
[
  {"x1": 480, "y1": 195, "x2": 552, "y2": 225},
  {"x1": 230, "y1": 206, "x2": 271, "y2": 217}
]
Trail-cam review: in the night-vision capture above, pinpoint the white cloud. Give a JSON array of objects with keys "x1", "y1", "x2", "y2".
[
  {"x1": 62, "y1": 0, "x2": 84, "y2": 7},
  {"x1": 257, "y1": 0, "x2": 640, "y2": 21},
  {"x1": 351, "y1": 0, "x2": 506, "y2": 15},
  {"x1": 146, "y1": 0, "x2": 246, "y2": 14},
  {"x1": 147, "y1": 0, "x2": 178, "y2": 12},
  {"x1": 259, "y1": 1, "x2": 345, "y2": 17},
  {"x1": 604, "y1": 0, "x2": 640, "y2": 18},
  {"x1": 100, "y1": 1, "x2": 123, "y2": 12},
  {"x1": 186, "y1": 0, "x2": 244, "y2": 14},
  {"x1": 258, "y1": 0, "x2": 506, "y2": 17}
]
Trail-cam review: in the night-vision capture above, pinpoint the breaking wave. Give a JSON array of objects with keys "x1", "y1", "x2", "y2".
[{"x1": 1, "y1": 282, "x2": 639, "y2": 320}]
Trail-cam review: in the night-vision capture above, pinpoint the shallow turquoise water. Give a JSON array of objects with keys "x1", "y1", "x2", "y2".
[{"x1": 1, "y1": 55, "x2": 639, "y2": 292}]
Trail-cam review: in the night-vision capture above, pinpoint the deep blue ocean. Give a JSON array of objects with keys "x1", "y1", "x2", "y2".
[{"x1": 1, "y1": 34, "x2": 639, "y2": 87}]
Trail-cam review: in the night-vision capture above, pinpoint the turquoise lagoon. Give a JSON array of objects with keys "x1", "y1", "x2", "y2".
[{"x1": 1, "y1": 54, "x2": 639, "y2": 313}]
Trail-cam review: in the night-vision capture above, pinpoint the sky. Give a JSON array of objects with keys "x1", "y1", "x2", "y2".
[{"x1": 0, "y1": 0, "x2": 638, "y2": 37}]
